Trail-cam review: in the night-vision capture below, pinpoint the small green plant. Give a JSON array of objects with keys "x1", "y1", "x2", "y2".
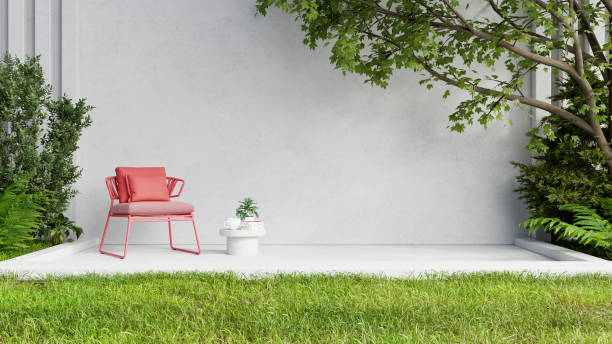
[
  {"x1": 0, "y1": 179, "x2": 46, "y2": 250},
  {"x1": 46, "y1": 214, "x2": 83, "y2": 245},
  {"x1": 235, "y1": 198, "x2": 259, "y2": 220},
  {"x1": 520, "y1": 199, "x2": 612, "y2": 254}
]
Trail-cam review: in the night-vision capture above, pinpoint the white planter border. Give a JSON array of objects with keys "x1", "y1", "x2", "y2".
[
  {"x1": 1, "y1": 238, "x2": 98, "y2": 264},
  {"x1": 514, "y1": 238, "x2": 610, "y2": 263}
]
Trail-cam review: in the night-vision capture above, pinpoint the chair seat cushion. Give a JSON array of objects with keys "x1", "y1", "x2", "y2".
[{"x1": 111, "y1": 201, "x2": 194, "y2": 216}]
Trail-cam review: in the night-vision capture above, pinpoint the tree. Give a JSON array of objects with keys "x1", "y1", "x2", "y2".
[{"x1": 256, "y1": 0, "x2": 612, "y2": 173}]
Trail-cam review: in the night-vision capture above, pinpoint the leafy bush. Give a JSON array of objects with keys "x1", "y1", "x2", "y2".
[
  {"x1": 0, "y1": 54, "x2": 92, "y2": 243},
  {"x1": 46, "y1": 214, "x2": 83, "y2": 245},
  {"x1": 511, "y1": 134, "x2": 612, "y2": 220},
  {"x1": 520, "y1": 200, "x2": 612, "y2": 259},
  {"x1": 512, "y1": 70, "x2": 612, "y2": 220},
  {"x1": 0, "y1": 179, "x2": 46, "y2": 250}
]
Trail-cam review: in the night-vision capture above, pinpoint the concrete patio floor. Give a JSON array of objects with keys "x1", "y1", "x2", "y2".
[{"x1": 1, "y1": 238, "x2": 611, "y2": 278}]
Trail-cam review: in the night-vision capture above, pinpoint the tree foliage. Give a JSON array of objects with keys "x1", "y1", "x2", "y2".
[
  {"x1": 256, "y1": 0, "x2": 612, "y2": 172},
  {"x1": 0, "y1": 54, "x2": 93, "y2": 243}
]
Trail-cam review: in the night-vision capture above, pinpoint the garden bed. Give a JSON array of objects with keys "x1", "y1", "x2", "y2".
[{"x1": 0, "y1": 240, "x2": 53, "y2": 261}]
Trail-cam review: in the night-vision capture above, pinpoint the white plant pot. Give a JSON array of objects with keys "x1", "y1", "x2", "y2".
[{"x1": 219, "y1": 228, "x2": 266, "y2": 256}]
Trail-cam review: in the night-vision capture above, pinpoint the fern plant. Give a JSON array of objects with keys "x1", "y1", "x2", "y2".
[
  {"x1": 0, "y1": 179, "x2": 46, "y2": 249},
  {"x1": 520, "y1": 199, "x2": 612, "y2": 250},
  {"x1": 235, "y1": 198, "x2": 259, "y2": 220}
]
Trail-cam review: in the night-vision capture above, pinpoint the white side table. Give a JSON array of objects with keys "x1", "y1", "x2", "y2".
[{"x1": 218, "y1": 228, "x2": 266, "y2": 255}]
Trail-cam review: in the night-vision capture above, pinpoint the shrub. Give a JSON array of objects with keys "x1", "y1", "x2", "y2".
[
  {"x1": 0, "y1": 179, "x2": 46, "y2": 250},
  {"x1": 0, "y1": 54, "x2": 92, "y2": 243},
  {"x1": 512, "y1": 69, "x2": 612, "y2": 220},
  {"x1": 511, "y1": 135, "x2": 612, "y2": 220}
]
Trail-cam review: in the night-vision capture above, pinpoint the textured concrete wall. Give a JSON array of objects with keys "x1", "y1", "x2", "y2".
[{"x1": 4, "y1": 0, "x2": 531, "y2": 244}]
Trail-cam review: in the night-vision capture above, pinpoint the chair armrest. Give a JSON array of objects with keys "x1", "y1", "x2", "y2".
[
  {"x1": 105, "y1": 176, "x2": 119, "y2": 201},
  {"x1": 167, "y1": 177, "x2": 185, "y2": 198}
]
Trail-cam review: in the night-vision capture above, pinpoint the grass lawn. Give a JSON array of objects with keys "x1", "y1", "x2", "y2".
[
  {"x1": 0, "y1": 273, "x2": 610, "y2": 343},
  {"x1": 0, "y1": 240, "x2": 53, "y2": 261}
]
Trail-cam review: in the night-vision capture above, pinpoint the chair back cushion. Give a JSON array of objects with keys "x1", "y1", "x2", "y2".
[
  {"x1": 115, "y1": 167, "x2": 167, "y2": 203},
  {"x1": 127, "y1": 173, "x2": 170, "y2": 202}
]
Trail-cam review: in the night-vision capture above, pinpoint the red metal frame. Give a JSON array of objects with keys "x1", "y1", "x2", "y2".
[{"x1": 99, "y1": 176, "x2": 201, "y2": 259}]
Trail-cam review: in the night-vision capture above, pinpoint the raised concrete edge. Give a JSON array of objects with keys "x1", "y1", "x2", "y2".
[
  {"x1": 514, "y1": 238, "x2": 611, "y2": 263},
  {"x1": 0, "y1": 238, "x2": 98, "y2": 265}
]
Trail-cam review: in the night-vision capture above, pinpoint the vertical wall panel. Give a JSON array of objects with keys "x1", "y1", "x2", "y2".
[
  {"x1": 61, "y1": 0, "x2": 77, "y2": 97},
  {"x1": 529, "y1": 23, "x2": 552, "y2": 126},
  {"x1": 50, "y1": 0, "x2": 60, "y2": 98},
  {"x1": 550, "y1": 22, "x2": 564, "y2": 122},
  {"x1": 0, "y1": 0, "x2": 8, "y2": 54},
  {"x1": 7, "y1": 0, "x2": 24, "y2": 57},
  {"x1": 34, "y1": 0, "x2": 51, "y2": 82},
  {"x1": 61, "y1": 0, "x2": 79, "y2": 225},
  {"x1": 24, "y1": 0, "x2": 34, "y2": 57}
]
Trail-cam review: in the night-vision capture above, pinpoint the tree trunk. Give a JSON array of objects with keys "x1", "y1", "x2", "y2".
[
  {"x1": 598, "y1": 137, "x2": 612, "y2": 175},
  {"x1": 608, "y1": 21, "x2": 612, "y2": 143}
]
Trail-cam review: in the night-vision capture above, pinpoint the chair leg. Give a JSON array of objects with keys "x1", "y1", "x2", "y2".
[
  {"x1": 100, "y1": 216, "x2": 132, "y2": 259},
  {"x1": 168, "y1": 215, "x2": 201, "y2": 255},
  {"x1": 168, "y1": 219, "x2": 175, "y2": 250},
  {"x1": 99, "y1": 212, "x2": 112, "y2": 253},
  {"x1": 191, "y1": 216, "x2": 202, "y2": 255}
]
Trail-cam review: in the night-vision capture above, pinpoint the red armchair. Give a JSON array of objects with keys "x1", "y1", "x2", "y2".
[{"x1": 99, "y1": 173, "x2": 201, "y2": 259}]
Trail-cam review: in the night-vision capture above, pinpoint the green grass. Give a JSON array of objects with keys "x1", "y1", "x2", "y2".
[
  {"x1": 0, "y1": 240, "x2": 53, "y2": 261},
  {"x1": 0, "y1": 273, "x2": 610, "y2": 343}
]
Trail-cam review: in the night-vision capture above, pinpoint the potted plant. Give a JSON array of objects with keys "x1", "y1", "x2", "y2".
[
  {"x1": 235, "y1": 197, "x2": 259, "y2": 221},
  {"x1": 218, "y1": 198, "x2": 265, "y2": 255}
]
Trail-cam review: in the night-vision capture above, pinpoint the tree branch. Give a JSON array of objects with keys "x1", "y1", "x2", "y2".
[
  {"x1": 354, "y1": 0, "x2": 603, "y2": 145},
  {"x1": 570, "y1": 0, "x2": 585, "y2": 77},
  {"x1": 435, "y1": 1, "x2": 582, "y2": 84},
  {"x1": 533, "y1": 0, "x2": 574, "y2": 31},
  {"x1": 573, "y1": 0, "x2": 607, "y2": 64},
  {"x1": 441, "y1": 0, "x2": 474, "y2": 32},
  {"x1": 486, "y1": 0, "x2": 607, "y2": 77},
  {"x1": 357, "y1": 0, "x2": 604, "y2": 69},
  {"x1": 600, "y1": 0, "x2": 612, "y2": 13},
  {"x1": 414, "y1": 54, "x2": 596, "y2": 136}
]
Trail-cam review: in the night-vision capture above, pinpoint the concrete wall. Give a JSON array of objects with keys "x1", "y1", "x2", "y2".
[{"x1": 2, "y1": 0, "x2": 531, "y2": 245}]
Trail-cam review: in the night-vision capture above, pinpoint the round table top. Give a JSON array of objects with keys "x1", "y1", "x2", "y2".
[{"x1": 219, "y1": 228, "x2": 266, "y2": 237}]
